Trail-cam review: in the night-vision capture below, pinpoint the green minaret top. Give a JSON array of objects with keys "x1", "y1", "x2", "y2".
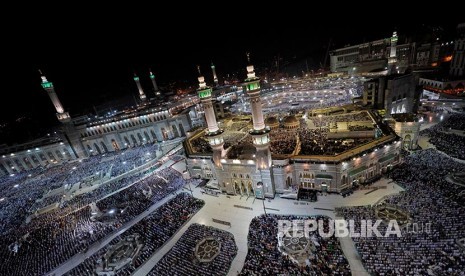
[
  {"x1": 197, "y1": 66, "x2": 212, "y2": 99},
  {"x1": 40, "y1": 74, "x2": 53, "y2": 89}
]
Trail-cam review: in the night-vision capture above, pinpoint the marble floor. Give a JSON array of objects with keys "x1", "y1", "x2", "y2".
[
  {"x1": 47, "y1": 155, "x2": 404, "y2": 276},
  {"x1": 134, "y1": 176, "x2": 403, "y2": 276}
]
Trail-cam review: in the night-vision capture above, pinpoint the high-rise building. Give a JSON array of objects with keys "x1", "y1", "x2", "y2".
[
  {"x1": 363, "y1": 74, "x2": 420, "y2": 115},
  {"x1": 388, "y1": 32, "x2": 398, "y2": 74},
  {"x1": 450, "y1": 23, "x2": 465, "y2": 77}
]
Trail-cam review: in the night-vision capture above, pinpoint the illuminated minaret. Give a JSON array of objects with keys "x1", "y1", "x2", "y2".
[
  {"x1": 149, "y1": 70, "x2": 161, "y2": 96},
  {"x1": 211, "y1": 62, "x2": 219, "y2": 86},
  {"x1": 197, "y1": 66, "x2": 224, "y2": 167},
  {"x1": 243, "y1": 53, "x2": 271, "y2": 170},
  {"x1": 133, "y1": 73, "x2": 147, "y2": 101},
  {"x1": 40, "y1": 71, "x2": 86, "y2": 158},
  {"x1": 40, "y1": 71, "x2": 70, "y2": 122},
  {"x1": 388, "y1": 31, "x2": 398, "y2": 74}
]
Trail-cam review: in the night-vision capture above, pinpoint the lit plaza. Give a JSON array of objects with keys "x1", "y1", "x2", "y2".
[{"x1": 1, "y1": 22, "x2": 464, "y2": 276}]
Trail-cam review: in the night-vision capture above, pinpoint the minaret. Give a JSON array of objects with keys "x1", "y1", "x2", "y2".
[
  {"x1": 133, "y1": 73, "x2": 147, "y2": 101},
  {"x1": 149, "y1": 70, "x2": 161, "y2": 96},
  {"x1": 388, "y1": 31, "x2": 398, "y2": 74},
  {"x1": 243, "y1": 54, "x2": 271, "y2": 169},
  {"x1": 243, "y1": 54, "x2": 274, "y2": 197},
  {"x1": 40, "y1": 71, "x2": 70, "y2": 122},
  {"x1": 197, "y1": 66, "x2": 224, "y2": 167},
  {"x1": 40, "y1": 71, "x2": 86, "y2": 159},
  {"x1": 211, "y1": 62, "x2": 219, "y2": 86}
]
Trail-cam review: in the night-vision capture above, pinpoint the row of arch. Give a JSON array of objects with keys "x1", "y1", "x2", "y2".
[
  {"x1": 233, "y1": 181, "x2": 254, "y2": 196},
  {"x1": 85, "y1": 124, "x2": 185, "y2": 155},
  {"x1": 82, "y1": 113, "x2": 169, "y2": 138},
  {"x1": 391, "y1": 103, "x2": 407, "y2": 114},
  {"x1": 422, "y1": 80, "x2": 464, "y2": 90},
  {"x1": 1, "y1": 148, "x2": 73, "y2": 173},
  {"x1": 284, "y1": 157, "x2": 399, "y2": 190},
  {"x1": 391, "y1": 93, "x2": 407, "y2": 102}
]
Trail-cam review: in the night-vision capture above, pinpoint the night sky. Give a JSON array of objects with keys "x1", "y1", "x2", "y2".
[{"x1": 1, "y1": 14, "x2": 461, "y2": 145}]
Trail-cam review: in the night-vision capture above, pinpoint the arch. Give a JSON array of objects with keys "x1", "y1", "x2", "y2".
[
  {"x1": 234, "y1": 182, "x2": 240, "y2": 195},
  {"x1": 63, "y1": 148, "x2": 71, "y2": 158},
  {"x1": 342, "y1": 175, "x2": 347, "y2": 185},
  {"x1": 137, "y1": 133, "x2": 144, "y2": 144},
  {"x1": 144, "y1": 131, "x2": 151, "y2": 142},
  {"x1": 150, "y1": 130, "x2": 157, "y2": 140},
  {"x1": 39, "y1": 153, "x2": 48, "y2": 163},
  {"x1": 111, "y1": 139, "x2": 120, "y2": 150},
  {"x1": 172, "y1": 125, "x2": 179, "y2": 137},
  {"x1": 14, "y1": 159, "x2": 25, "y2": 171},
  {"x1": 100, "y1": 141, "x2": 109, "y2": 152},
  {"x1": 286, "y1": 176, "x2": 292, "y2": 188},
  {"x1": 161, "y1": 128, "x2": 168, "y2": 140},
  {"x1": 30, "y1": 154, "x2": 40, "y2": 166},
  {"x1": 248, "y1": 181, "x2": 253, "y2": 195},
  {"x1": 23, "y1": 157, "x2": 33, "y2": 169},
  {"x1": 93, "y1": 143, "x2": 102, "y2": 154},
  {"x1": 178, "y1": 123, "x2": 185, "y2": 136},
  {"x1": 47, "y1": 151, "x2": 55, "y2": 161},
  {"x1": 55, "y1": 150, "x2": 64, "y2": 160},
  {"x1": 400, "y1": 103, "x2": 406, "y2": 113},
  {"x1": 124, "y1": 137, "x2": 131, "y2": 147},
  {"x1": 86, "y1": 144, "x2": 93, "y2": 154},
  {"x1": 321, "y1": 182, "x2": 328, "y2": 192},
  {"x1": 131, "y1": 134, "x2": 138, "y2": 146}
]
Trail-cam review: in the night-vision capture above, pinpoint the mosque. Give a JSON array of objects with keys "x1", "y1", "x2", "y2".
[
  {"x1": 1, "y1": 59, "x2": 406, "y2": 199},
  {"x1": 185, "y1": 58, "x2": 403, "y2": 198},
  {"x1": 0, "y1": 71, "x2": 192, "y2": 175}
]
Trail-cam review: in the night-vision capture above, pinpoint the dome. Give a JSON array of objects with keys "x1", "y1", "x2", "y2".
[
  {"x1": 283, "y1": 115, "x2": 299, "y2": 129},
  {"x1": 265, "y1": 116, "x2": 279, "y2": 129},
  {"x1": 283, "y1": 115, "x2": 298, "y2": 124},
  {"x1": 265, "y1": 116, "x2": 278, "y2": 124}
]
